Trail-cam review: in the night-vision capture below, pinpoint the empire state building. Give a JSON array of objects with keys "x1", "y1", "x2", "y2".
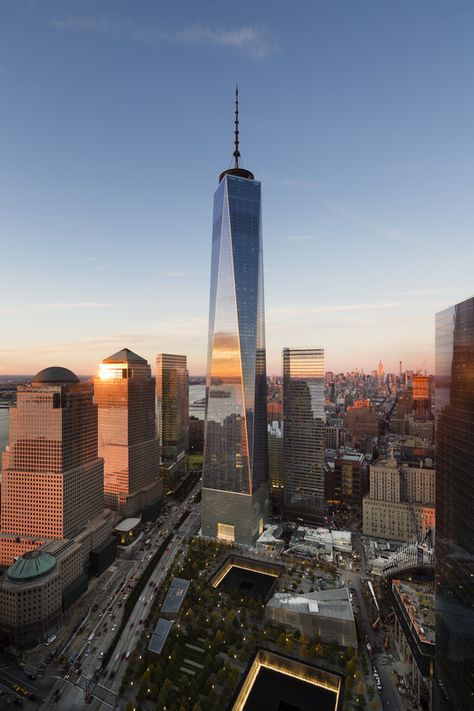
[{"x1": 201, "y1": 88, "x2": 269, "y2": 545}]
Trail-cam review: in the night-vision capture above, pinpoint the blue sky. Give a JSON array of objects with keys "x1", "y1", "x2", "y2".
[{"x1": 1, "y1": 0, "x2": 473, "y2": 376}]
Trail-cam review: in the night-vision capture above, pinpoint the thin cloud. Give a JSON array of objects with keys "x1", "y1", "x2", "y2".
[
  {"x1": 50, "y1": 16, "x2": 119, "y2": 33},
  {"x1": 50, "y1": 16, "x2": 275, "y2": 59},
  {"x1": 269, "y1": 301, "x2": 400, "y2": 317},
  {"x1": 163, "y1": 270, "x2": 189, "y2": 278},
  {"x1": 379, "y1": 289, "x2": 444, "y2": 298},
  {"x1": 0, "y1": 317, "x2": 208, "y2": 374},
  {"x1": 1, "y1": 302, "x2": 115, "y2": 314},
  {"x1": 322, "y1": 199, "x2": 423, "y2": 245}
]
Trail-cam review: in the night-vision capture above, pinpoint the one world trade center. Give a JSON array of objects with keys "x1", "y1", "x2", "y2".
[{"x1": 202, "y1": 88, "x2": 269, "y2": 545}]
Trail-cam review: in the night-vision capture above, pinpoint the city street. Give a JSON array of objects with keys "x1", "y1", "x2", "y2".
[
  {"x1": 39, "y1": 487, "x2": 201, "y2": 710},
  {"x1": 339, "y1": 568, "x2": 403, "y2": 711}
]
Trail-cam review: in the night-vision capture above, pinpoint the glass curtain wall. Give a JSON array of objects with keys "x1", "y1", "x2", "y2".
[
  {"x1": 435, "y1": 298, "x2": 474, "y2": 710},
  {"x1": 203, "y1": 173, "x2": 268, "y2": 497}
]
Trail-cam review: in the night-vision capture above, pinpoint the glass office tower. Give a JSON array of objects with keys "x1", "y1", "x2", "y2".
[
  {"x1": 202, "y1": 90, "x2": 269, "y2": 545},
  {"x1": 435, "y1": 297, "x2": 474, "y2": 710},
  {"x1": 156, "y1": 354, "x2": 189, "y2": 462},
  {"x1": 94, "y1": 349, "x2": 161, "y2": 516},
  {"x1": 283, "y1": 348, "x2": 325, "y2": 522}
]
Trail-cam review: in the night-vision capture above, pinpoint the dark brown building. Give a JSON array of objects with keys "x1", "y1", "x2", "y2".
[{"x1": 334, "y1": 451, "x2": 368, "y2": 505}]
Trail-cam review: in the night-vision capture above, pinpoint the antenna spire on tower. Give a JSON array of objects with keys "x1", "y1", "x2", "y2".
[
  {"x1": 218, "y1": 86, "x2": 254, "y2": 183},
  {"x1": 233, "y1": 84, "x2": 240, "y2": 168}
]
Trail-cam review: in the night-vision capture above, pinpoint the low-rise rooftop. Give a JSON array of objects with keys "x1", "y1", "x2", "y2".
[
  {"x1": 161, "y1": 577, "x2": 190, "y2": 616},
  {"x1": 268, "y1": 587, "x2": 355, "y2": 623},
  {"x1": 114, "y1": 517, "x2": 141, "y2": 533},
  {"x1": 392, "y1": 579, "x2": 435, "y2": 645}
]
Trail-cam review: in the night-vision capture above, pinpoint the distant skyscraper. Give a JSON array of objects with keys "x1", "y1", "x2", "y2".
[
  {"x1": 412, "y1": 374, "x2": 432, "y2": 419},
  {"x1": 435, "y1": 297, "x2": 474, "y2": 710},
  {"x1": 0, "y1": 366, "x2": 104, "y2": 565},
  {"x1": 282, "y1": 348, "x2": 325, "y2": 522},
  {"x1": 202, "y1": 88, "x2": 269, "y2": 545},
  {"x1": 156, "y1": 353, "x2": 189, "y2": 489},
  {"x1": 268, "y1": 421, "x2": 284, "y2": 509},
  {"x1": 377, "y1": 359, "x2": 384, "y2": 382},
  {"x1": 94, "y1": 348, "x2": 161, "y2": 516}
]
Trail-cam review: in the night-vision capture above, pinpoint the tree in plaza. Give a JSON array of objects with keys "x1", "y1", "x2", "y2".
[
  {"x1": 191, "y1": 704, "x2": 203, "y2": 711},
  {"x1": 314, "y1": 642, "x2": 324, "y2": 657},
  {"x1": 263, "y1": 624, "x2": 274, "y2": 639},
  {"x1": 216, "y1": 667, "x2": 227, "y2": 684},
  {"x1": 156, "y1": 677, "x2": 173, "y2": 709},
  {"x1": 346, "y1": 656, "x2": 357, "y2": 674},
  {"x1": 223, "y1": 675, "x2": 235, "y2": 696},
  {"x1": 178, "y1": 674, "x2": 190, "y2": 699},
  {"x1": 151, "y1": 661, "x2": 164, "y2": 685},
  {"x1": 300, "y1": 642, "x2": 309, "y2": 658},
  {"x1": 202, "y1": 654, "x2": 214, "y2": 678},
  {"x1": 238, "y1": 647, "x2": 249, "y2": 663},
  {"x1": 343, "y1": 645, "x2": 355, "y2": 662},
  {"x1": 285, "y1": 638, "x2": 294, "y2": 655},
  {"x1": 213, "y1": 655, "x2": 224, "y2": 673},
  {"x1": 337, "y1": 654, "x2": 346, "y2": 669},
  {"x1": 141, "y1": 667, "x2": 151, "y2": 684},
  {"x1": 361, "y1": 656, "x2": 369, "y2": 676}
]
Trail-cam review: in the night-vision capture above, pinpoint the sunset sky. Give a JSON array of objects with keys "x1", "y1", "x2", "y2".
[{"x1": 1, "y1": 1, "x2": 473, "y2": 376}]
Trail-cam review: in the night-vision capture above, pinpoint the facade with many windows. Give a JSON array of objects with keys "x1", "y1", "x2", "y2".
[
  {"x1": 283, "y1": 348, "x2": 325, "y2": 523},
  {"x1": 202, "y1": 105, "x2": 269, "y2": 545},
  {"x1": 94, "y1": 349, "x2": 161, "y2": 516},
  {"x1": 435, "y1": 298, "x2": 474, "y2": 710}
]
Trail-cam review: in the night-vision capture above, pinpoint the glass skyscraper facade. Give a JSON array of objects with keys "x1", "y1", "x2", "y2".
[
  {"x1": 156, "y1": 353, "x2": 189, "y2": 463},
  {"x1": 202, "y1": 107, "x2": 269, "y2": 545},
  {"x1": 283, "y1": 348, "x2": 325, "y2": 521},
  {"x1": 435, "y1": 297, "x2": 474, "y2": 710},
  {"x1": 94, "y1": 348, "x2": 161, "y2": 516}
]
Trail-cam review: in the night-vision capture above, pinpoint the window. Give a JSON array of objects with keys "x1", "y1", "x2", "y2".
[{"x1": 217, "y1": 523, "x2": 235, "y2": 543}]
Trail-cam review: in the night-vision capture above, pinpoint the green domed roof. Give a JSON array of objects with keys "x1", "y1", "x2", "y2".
[{"x1": 7, "y1": 550, "x2": 57, "y2": 582}]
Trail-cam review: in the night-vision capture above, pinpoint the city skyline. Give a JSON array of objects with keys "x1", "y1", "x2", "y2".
[
  {"x1": 0, "y1": 4, "x2": 472, "y2": 707},
  {"x1": 2, "y1": 2, "x2": 474, "y2": 376}
]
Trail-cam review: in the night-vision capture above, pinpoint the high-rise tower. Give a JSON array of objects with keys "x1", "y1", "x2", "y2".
[
  {"x1": 94, "y1": 348, "x2": 161, "y2": 516},
  {"x1": 0, "y1": 366, "x2": 116, "y2": 645},
  {"x1": 282, "y1": 348, "x2": 325, "y2": 523},
  {"x1": 156, "y1": 353, "x2": 189, "y2": 490},
  {"x1": 202, "y1": 88, "x2": 269, "y2": 545},
  {"x1": 0, "y1": 366, "x2": 104, "y2": 565},
  {"x1": 435, "y1": 297, "x2": 474, "y2": 710},
  {"x1": 377, "y1": 359, "x2": 384, "y2": 382}
]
